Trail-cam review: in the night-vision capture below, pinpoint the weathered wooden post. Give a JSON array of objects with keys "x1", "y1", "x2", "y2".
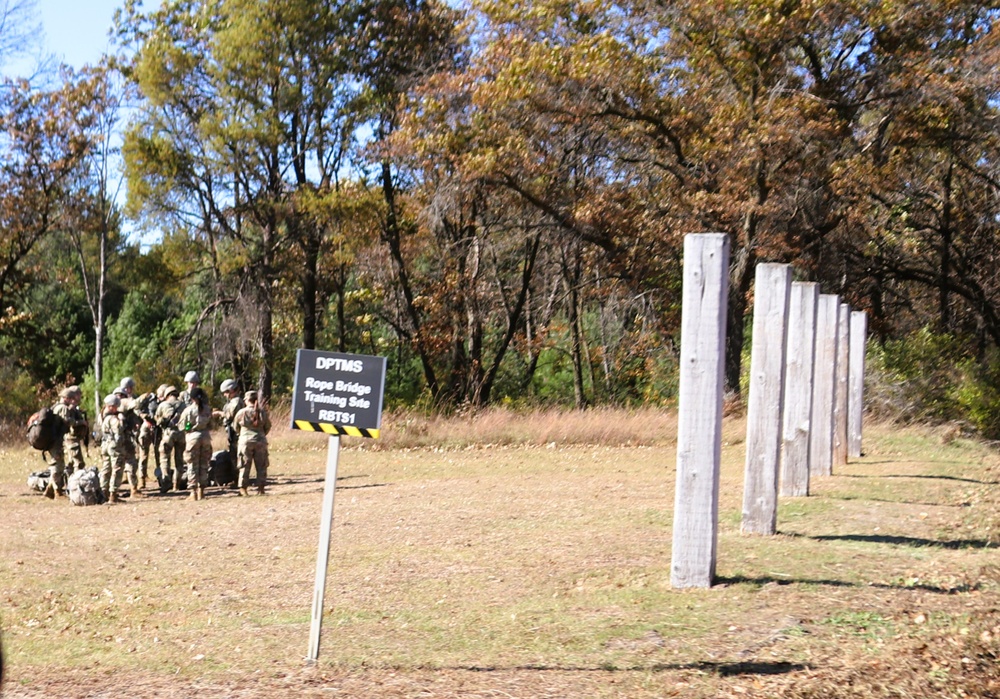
[
  {"x1": 809, "y1": 294, "x2": 840, "y2": 478},
  {"x1": 780, "y1": 282, "x2": 819, "y2": 497},
  {"x1": 832, "y1": 303, "x2": 851, "y2": 468},
  {"x1": 742, "y1": 263, "x2": 791, "y2": 535},
  {"x1": 672, "y1": 233, "x2": 729, "y2": 589},
  {"x1": 848, "y1": 310, "x2": 868, "y2": 458}
]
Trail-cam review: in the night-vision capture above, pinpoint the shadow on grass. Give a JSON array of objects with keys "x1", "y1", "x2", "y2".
[
  {"x1": 275, "y1": 474, "x2": 386, "y2": 490},
  {"x1": 825, "y1": 495, "x2": 971, "y2": 508},
  {"x1": 840, "y1": 472, "x2": 998, "y2": 485},
  {"x1": 717, "y1": 573, "x2": 983, "y2": 594},
  {"x1": 457, "y1": 661, "x2": 810, "y2": 676},
  {"x1": 810, "y1": 533, "x2": 992, "y2": 549}
]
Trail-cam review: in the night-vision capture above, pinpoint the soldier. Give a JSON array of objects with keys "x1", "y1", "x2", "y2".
[
  {"x1": 54, "y1": 386, "x2": 88, "y2": 477},
  {"x1": 155, "y1": 386, "x2": 186, "y2": 492},
  {"x1": 42, "y1": 390, "x2": 71, "y2": 498},
  {"x1": 114, "y1": 385, "x2": 143, "y2": 498},
  {"x1": 213, "y1": 379, "x2": 243, "y2": 476},
  {"x1": 179, "y1": 370, "x2": 201, "y2": 405},
  {"x1": 100, "y1": 394, "x2": 127, "y2": 503},
  {"x1": 180, "y1": 386, "x2": 212, "y2": 501},
  {"x1": 234, "y1": 390, "x2": 271, "y2": 496},
  {"x1": 134, "y1": 384, "x2": 161, "y2": 491}
]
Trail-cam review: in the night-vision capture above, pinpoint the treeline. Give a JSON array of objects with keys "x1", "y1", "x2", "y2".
[{"x1": 0, "y1": 0, "x2": 998, "y2": 432}]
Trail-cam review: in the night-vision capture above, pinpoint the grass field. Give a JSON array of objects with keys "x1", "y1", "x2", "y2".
[{"x1": 1, "y1": 409, "x2": 998, "y2": 698}]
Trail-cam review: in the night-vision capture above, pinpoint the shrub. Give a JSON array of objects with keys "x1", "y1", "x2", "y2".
[
  {"x1": 865, "y1": 327, "x2": 967, "y2": 424},
  {"x1": 0, "y1": 358, "x2": 56, "y2": 442},
  {"x1": 953, "y1": 352, "x2": 1000, "y2": 440}
]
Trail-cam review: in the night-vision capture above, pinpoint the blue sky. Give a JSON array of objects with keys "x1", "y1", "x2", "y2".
[
  {"x1": 40, "y1": 0, "x2": 121, "y2": 67},
  {"x1": 9, "y1": 0, "x2": 123, "y2": 75}
]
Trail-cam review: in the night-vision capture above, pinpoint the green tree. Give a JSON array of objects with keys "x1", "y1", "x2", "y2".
[{"x1": 118, "y1": 0, "x2": 369, "y2": 399}]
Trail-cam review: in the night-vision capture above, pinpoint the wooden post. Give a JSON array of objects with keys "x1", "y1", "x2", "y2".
[
  {"x1": 780, "y1": 282, "x2": 818, "y2": 497},
  {"x1": 809, "y1": 294, "x2": 840, "y2": 478},
  {"x1": 848, "y1": 311, "x2": 868, "y2": 458},
  {"x1": 832, "y1": 303, "x2": 851, "y2": 468},
  {"x1": 672, "y1": 233, "x2": 729, "y2": 589},
  {"x1": 742, "y1": 263, "x2": 791, "y2": 535}
]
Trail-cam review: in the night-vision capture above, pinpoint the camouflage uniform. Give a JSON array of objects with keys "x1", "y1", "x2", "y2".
[
  {"x1": 135, "y1": 391, "x2": 160, "y2": 483},
  {"x1": 100, "y1": 408, "x2": 127, "y2": 501},
  {"x1": 53, "y1": 390, "x2": 87, "y2": 476},
  {"x1": 235, "y1": 394, "x2": 271, "y2": 494},
  {"x1": 44, "y1": 399, "x2": 70, "y2": 494},
  {"x1": 155, "y1": 393, "x2": 186, "y2": 490},
  {"x1": 117, "y1": 396, "x2": 142, "y2": 492},
  {"x1": 221, "y1": 394, "x2": 244, "y2": 465},
  {"x1": 181, "y1": 402, "x2": 213, "y2": 491}
]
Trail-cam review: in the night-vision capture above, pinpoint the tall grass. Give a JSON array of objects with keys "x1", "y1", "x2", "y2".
[{"x1": 272, "y1": 405, "x2": 684, "y2": 451}]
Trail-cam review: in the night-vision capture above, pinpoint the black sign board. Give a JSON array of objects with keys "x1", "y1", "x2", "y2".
[{"x1": 290, "y1": 350, "x2": 386, "y2": 438}]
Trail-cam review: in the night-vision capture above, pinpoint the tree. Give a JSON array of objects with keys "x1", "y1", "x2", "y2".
[
  {"x1": 61, "y1": 64, "x2": 130, "y2": 414},
  {"x1": 0, "y1": 0, "x2": 42, "y2": 73},
  {"x1": 119, "y1": 0, "x2": 371, "y2": 399},
  {"x1": 832, "y1": 2, "x2": 1000, "y2": 347},
  {"x1": 0, "y1": 75, "x2": 92, "y2": 304}
]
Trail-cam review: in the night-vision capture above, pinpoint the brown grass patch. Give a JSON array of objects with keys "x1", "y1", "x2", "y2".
[
  {"x1": 272, "y1": 405, "x2": 684, "y2": 451},
  {"x1": 1, "y1": 413, "x2": 998, "y2": 698}
]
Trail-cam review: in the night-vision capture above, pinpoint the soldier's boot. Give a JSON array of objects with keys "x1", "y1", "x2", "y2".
[
  {"x1": 172, "y1": 474, "x2": 180, "y2": 492},
  {"x1": 256, "y1": 484, "x2": 266, "y2": 496},
  {"x1": 187, "y1": 487, "x2": 197, "y2": 501},
  {"x1": 197, "y1": 486, "x2": 205, "y2": 501},
  {"x1": 109, "y1": 490, "x2": 120, "y2": 503},
  {"x1": 56, "y1": 475, "x2": 67, "y2": 497},
  {"x1": 102, "y1": 489, "x2": 110, "y2": 503},
  {"x1": 238, "y1": 486, "x2": 249, "y2": 497},
  {"x1": 130, "y1": 484, "x2": 143, "y2": 498},
  {"x1": 139, "y1": 476, "x2": 146, "y2": 491},
  {"x1": 43, "y1": 480, "x2": 56, "y2": 500}
]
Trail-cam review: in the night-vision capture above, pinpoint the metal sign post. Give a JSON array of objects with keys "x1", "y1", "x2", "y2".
[
  {"x1": 308, "y1": 434, "x2": 340, "y2": 662},
  {"x1": 291, "y1": 349, "x2": 386, "y2": 664}
]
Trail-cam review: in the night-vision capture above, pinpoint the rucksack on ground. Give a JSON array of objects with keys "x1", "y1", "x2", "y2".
[
  {"x1": 26, "y1": 408, "x2": 63, "y2": 452},
  {"x1": 209, "y1": 450, "x2": 236, "y2": 487},
  {"x1": 68, "y1": 468, "x2": 106, "y2": 506},
  {"x1": 27, "y1": 470, "x2": 50, "y2": 493}
]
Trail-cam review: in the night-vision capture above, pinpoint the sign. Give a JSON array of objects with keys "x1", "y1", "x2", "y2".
[
  {"x1": 294, "y1": 349, "x2": 388, "y2": 662},
  {"x1": 291, "y1": 349, "x2": 386, "y2": 438}
]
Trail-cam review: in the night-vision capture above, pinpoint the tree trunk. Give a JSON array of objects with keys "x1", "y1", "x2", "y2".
[
  {"x1": 258, "y1": 226, "x2": 276, "y2": 402},
  {"x1": 301, "y1": 229, "x2": 320, "y2": 350},
  {"x1": 381, "y1": 160, "x2": 439, "y2": 398},
  {"x1": 563, "y1": 245, "x2": 588, "y2": 409},
  {"x1": 336, "y1": 260, "x2": 347, "y2": 352},
  {"x1": 478, "y1": 228, "x2": 543, "y2": 406},
  {"x1": 938, "y1": 161, "x2": 953, "y2": 333},
  {"x1": 726, "y1": 241, "x2": 756, "y2": 395},
  {"x1": 94, "y1": 223, "x2": 107, "y2": 419}
]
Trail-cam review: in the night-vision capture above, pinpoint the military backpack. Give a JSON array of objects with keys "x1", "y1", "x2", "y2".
[{"x1": 26, "y1": 408, "x2": 63, "y2": 452}]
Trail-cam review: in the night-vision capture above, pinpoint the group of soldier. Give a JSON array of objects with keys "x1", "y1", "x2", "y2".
[{"x1": 42, "y1": 370, "x2": 272, "y2": 503}]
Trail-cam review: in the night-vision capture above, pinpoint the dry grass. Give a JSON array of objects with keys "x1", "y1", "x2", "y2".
[
  {"x1": 1, "y1": 410, "x2": 999, "y2": 698},
  {"x1": 272, "y1": 405, "x2": 684, "y2": 451}
]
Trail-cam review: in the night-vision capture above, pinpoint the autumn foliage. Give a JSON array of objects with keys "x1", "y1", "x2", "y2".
[{"x1": 0, "y1": 0, "x2": 997, "y2": 425}]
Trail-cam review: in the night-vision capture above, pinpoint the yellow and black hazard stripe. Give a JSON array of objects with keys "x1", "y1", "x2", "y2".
[{"x1": 293, "y1": 420, "x2": 380, "y2": 439}]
